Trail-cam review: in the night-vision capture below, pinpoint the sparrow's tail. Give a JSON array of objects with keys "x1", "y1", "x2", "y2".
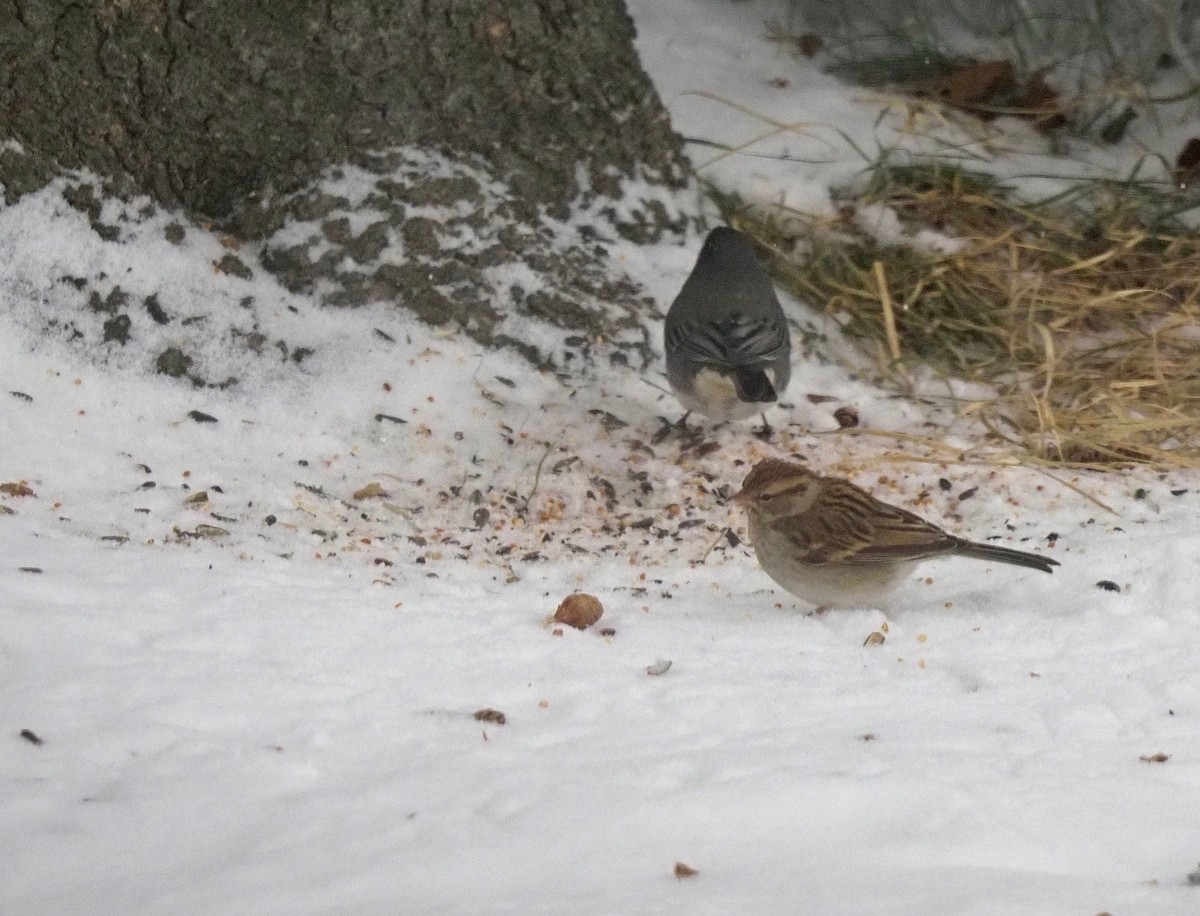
[
  {"x1": 953, "y1": 540, "x2": 1059, "y2": 573},
  {"x1": 732, "y1": 367, "x2": 777, "y2": 403}
]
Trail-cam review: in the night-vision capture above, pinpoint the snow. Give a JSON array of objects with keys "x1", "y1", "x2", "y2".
[{"x1": 4, "y1": 1, "x2": 1200, "y2": 913}]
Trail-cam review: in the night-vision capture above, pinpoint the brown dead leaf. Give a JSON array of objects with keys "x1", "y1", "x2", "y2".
[
  {"x1": 1139, "y1": 752, "x2": 1170, "y2": 763},
  {"x1": 353, "y1": 482, "x2": 389, "y2": 500},
  {"x1": 0, "y1": 481, "x2": 35, "y2": 498},
  {"x1": 473, "y1": 708, "x2": 506, "y2": 725},
  {"x1": 1176, "y1": 138, "x2": 1200, "y2": 189},
  {"x1": 915, "y1": 59, "x2": 1014, "y2": 108},
  {"x1": 1012, "y1": 67, "x2": 1067, "y2": 130}
]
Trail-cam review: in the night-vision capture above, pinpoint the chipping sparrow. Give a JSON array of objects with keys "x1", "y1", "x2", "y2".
[
  {"x1": 733, "y1": 458, "x2": 1059, "y2": 608},
  {"x1": 664, "y1": 227, "x2": 791, "y2": 423}
]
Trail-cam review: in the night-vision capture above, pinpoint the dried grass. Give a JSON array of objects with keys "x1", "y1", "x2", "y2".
[{"x1": 733, "y1": 162, "x2": 1200, "y2": 469}]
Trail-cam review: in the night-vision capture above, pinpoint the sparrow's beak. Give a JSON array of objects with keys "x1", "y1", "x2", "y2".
[{"x1": 730, "y1": 487, "x2": 750, "y2": 506}]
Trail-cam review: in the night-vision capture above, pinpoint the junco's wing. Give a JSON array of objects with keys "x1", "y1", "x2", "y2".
[{"x1": 665, "y1": 314, "x2": 788, "y2": 369}]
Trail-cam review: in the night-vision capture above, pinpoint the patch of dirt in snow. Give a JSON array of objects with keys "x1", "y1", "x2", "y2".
[
  {"x1": 0, "y1": 177, "x2": 1082, "y2": 591},
  {"x1": 109, "y1": 362, "x2": 1072, "y2": 596}
]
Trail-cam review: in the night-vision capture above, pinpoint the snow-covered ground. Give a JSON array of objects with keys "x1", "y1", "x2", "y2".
[{"x1": 4, "y1": 2, "x2": 1200, "y2": 913}]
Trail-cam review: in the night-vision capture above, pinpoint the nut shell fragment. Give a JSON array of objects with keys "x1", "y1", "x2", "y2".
[
  {"x1": 833, "y1": 405, "x2": 859, "y2": 428},
  {"x1": 554, "y1": 593, "x2": 604, "y2": 630}
]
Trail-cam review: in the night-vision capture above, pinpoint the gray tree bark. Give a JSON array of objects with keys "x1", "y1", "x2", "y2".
[{"x1": 0, "y1": 0, "x2": 686, "y2": 223}]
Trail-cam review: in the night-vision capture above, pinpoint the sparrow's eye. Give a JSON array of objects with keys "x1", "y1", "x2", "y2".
[{"x1": 758, "y1": 492, "x2": 774, "y2": 502}]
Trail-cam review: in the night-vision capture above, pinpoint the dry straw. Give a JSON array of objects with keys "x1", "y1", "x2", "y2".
[{"x1": 735, "y1": 162, "x2": 1200, "y2": 469}]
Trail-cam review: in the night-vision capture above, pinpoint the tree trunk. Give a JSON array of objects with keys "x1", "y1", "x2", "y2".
[
  {"x1": 0, "y1": 1, "x2": 690, "y2": 371},
  {"x1": 0, "y1": 0, "x2": 686, "y2": 223}
]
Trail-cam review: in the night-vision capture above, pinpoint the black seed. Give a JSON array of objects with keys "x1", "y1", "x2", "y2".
[{"x1": 1096, "y1": 580, "x2": 1121, "y2": 592}]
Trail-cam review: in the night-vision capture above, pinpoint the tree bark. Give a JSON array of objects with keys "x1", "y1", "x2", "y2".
[{"x1": 0, "y1": 0, "x2": 686, "y2": 222}]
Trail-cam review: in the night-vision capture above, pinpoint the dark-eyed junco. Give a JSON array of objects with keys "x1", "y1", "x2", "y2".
[{"x1": 664, "y1": 227, "x2": 791, "y2": 423}]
